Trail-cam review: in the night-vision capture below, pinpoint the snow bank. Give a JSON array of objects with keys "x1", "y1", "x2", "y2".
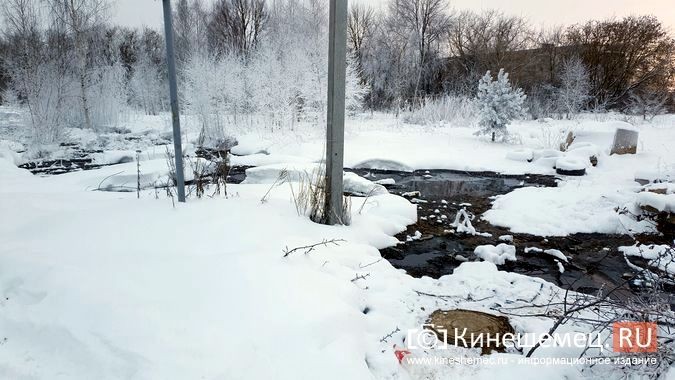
[
  {"x1": 483, "y1": 184, "x2": 656, "y2": 236},
  {"x1": 474, "y1": 244, "x2": 517, "y2": 265},
  {"x1": 0, "y1": 166, "x2": 416, "y2": 379}
]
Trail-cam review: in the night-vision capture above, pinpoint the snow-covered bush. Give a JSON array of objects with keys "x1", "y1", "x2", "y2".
[
  {"x1": 475, "y1": 69, "x2": 526, "y2": 142},
  {"x1": 404, "y1": 95, "x2": 479, "y2": 126}
]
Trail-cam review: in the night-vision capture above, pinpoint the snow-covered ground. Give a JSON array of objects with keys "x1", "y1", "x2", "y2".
[{"x1": 1, "y1": 108, "x2": 675, "y2": 379}]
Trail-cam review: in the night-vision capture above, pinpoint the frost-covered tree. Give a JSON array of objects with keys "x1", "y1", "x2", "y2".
[
  {"x1": 46, "y1": 0, "x2": 111, "y2": 130},
  {"x1": 128, "y1": 51, "x2": 166, "y2": 116},
  {"x1": 475, "y1": 69, "x2": 526, "y2": 142},
  {"x1": 1, "y1": 0, "x2": 73, "y2": 144},
  {"x1": 556, "y1": 57, "x2": 590, "y2": 119},
  {"x1": 183, "y1": 51, "x2": 245, "y2": 145}
]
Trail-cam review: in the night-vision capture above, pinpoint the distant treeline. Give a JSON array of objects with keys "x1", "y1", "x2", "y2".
[{"x1": 0, "y1": 0, "x2": 673, "y2": 143}]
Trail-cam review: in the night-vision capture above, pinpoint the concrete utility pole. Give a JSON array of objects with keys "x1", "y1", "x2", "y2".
[
  {"x1": 325, "y1": 0, "x2": 348, "y2": 225},
  {"x1": 162, "y1": 0, "x2": 186, "y2": 202}
]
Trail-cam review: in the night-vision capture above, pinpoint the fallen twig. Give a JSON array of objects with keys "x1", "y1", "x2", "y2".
[{"x1": 282, "y1": 238, "x2": 346, "y2": 258}]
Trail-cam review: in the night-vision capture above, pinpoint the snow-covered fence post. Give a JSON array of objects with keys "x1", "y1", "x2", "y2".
[
  {"x1": 324, "y1": 0, "x2": 349, "y2": 225},
  {"x1": 162, "y1": 0, "x2": 186, "y2": 202}
]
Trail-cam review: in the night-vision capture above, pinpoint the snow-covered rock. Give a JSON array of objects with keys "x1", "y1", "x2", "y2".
[{"x1": 474, "y1": 244, "x2": 517, "y2": 265}]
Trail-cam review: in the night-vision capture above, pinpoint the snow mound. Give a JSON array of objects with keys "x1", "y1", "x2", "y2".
[
  {"x1": 351, "y1": 158, "x2": 413, "y2": 172},
  {"x1": 498, "y1": 234, "x2": 513, "y2": 242},
  {"x1": 474, "y1": 244, "x2": 516, "y2": 265},
  {"x1": 637, "y1": 192, "x2": 675, "y2": 213},
  {"x1": 555, "y1": 157, "x2": 586, "y2": 171},
  {"x1": 230, "y1": 135, "x2": 268, "y2": 155},
  {"x1": 505, "y1": 148, "x2": 533, "y2": 162}
]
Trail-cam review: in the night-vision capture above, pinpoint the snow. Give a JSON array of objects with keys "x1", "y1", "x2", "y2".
[
  {"x1": 474, "y1": 244, "x2": 517, "y2": 265},
  {"x1": 2, "y1": 108, "x2": 675, "y2": 379},
  {"x1": 0, "y1": 160, "x2": 415, "y2": 379}
]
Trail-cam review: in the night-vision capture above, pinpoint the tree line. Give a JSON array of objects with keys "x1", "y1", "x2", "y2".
[{"x1": 0, "y1": 0, "x2": 673, "y2": 144}]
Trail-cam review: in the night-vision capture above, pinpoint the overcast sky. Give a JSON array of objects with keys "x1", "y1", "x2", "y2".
[{"x1": 111, "y1": 0, "x2": 675, "y2": 31}]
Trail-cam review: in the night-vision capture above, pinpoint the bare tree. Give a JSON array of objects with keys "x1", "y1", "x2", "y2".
[
  {"x1": 347, "y1": 3, "x2": 375, "y2": 84},
  {"x1": 566, "y1": 16, "x2": 675, "y2": 108},
  {"x1": 448, "y1": 10, "x2": 532, "y2": 71},
  {"x1": 388, "y1": 0, "x2": 450, "y2": 101},
  {"x1": 208, "y1": 0, "x2": 267, "y2": 57}
]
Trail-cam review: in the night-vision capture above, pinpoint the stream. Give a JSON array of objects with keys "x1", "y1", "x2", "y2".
[{"x1": 347, "y1": 168, "x2": 674, "y2": 306}]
